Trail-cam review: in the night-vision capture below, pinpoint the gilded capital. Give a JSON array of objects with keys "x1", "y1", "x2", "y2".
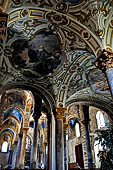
[
  {"x1": 95, "y1": 49, "x2": 113, "y2": 72},
  {"x1": 56, "y1": 107, "x2": 66, "y2": 119}
]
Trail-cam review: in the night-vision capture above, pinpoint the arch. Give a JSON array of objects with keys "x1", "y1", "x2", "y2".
[
  {"x1": 66, "y1": 95, "x2": 113, "y2": 120},
  {"x1": 0, "y1": 128, "x2": 15, "y2": 138},
  {"x1": 2, "y1": 117, "x2": 19, "y2": 126},
  {"x1": 0, "y1": 130, "x2": 15, "y2": 147},
  {"x1": 0, "y1": 83, "x2": 56, "y2": 115},
  {"x1": 56, "y1": 50, "x2": 96, "y2": 106},
  {"x1": 4, "y1": 108, "x2": 22, "y2": 123}
]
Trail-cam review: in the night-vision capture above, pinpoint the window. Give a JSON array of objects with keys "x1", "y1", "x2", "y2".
[
  {"x1": 96, "y1": 111, "x2": 105, "y2": 129},
  {"x1": 75, "y1": 123, "x2": 80, "y2": 138},
  {"x1": 1, "y1": 141, "x2": 8, "y2": 152},
  {"x1": 26, "y1": 136, "x2": 31, "y2": 151}
]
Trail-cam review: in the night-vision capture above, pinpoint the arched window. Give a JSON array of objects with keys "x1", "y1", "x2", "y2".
[
  {"x1": 26, "y1": 136, "x2": 31, "y2": 151},
  {"x1": 75, "y1": 123, "x2": 80, "y2": 138},
  {"x1": 1, "y1": 141, "x2": 8, "y2": 152},
  {"x1": 96, "y1": 111, "x2": 105, "y2": 129}
]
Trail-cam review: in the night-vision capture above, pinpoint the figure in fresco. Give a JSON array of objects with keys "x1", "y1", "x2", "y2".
[
  {"x1": 11, "y1": 31, "x2": 62, "y2": 77},
  {"x1": 88, "y1": 68, "x2": 109, "y2": 93}
]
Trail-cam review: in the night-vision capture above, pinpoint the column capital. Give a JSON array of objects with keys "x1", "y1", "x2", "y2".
[
  {"x1": 56, "y1": 107, "x2": 66, "y2": 119},
  {"x1": 95, "y1": 49, "x2": 113, "y2": 72}
]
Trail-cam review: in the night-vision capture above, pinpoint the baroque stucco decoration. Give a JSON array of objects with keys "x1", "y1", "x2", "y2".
[{"x1": 0, "y1": 0, "x2": 113, "y2": 113}]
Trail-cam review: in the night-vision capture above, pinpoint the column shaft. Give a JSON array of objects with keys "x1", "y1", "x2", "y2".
[
  {"x1": 105, "y1": 68, "x2": 113, "y2": 96},
  {"x1": 83, "y1": 105, "x2": 93, "y2": 169},
  {"x1": 64, "y1": 129, "x2": 68, "y2": 170},
  {"x1": 8, "y1": 150, "x2": 13, "y2": 165},
  {"x1": 19, "y1": 128, "x2": 28, "y2": 168},
  {"x1": 30, "y1": 115, "x2": 39, "y2": 169},
  {"x1": 56, "y1": 119, "x2": 64, "y2": 170},
  {"x1": 56, "y1": 107, "x2": 65, "y2": 170},
  {"x1": 12, "y1": 141, "x2": 18, "y2": 168},
  {"x1": 15, "y1": 134, "x2": 23, "y2": 168}
]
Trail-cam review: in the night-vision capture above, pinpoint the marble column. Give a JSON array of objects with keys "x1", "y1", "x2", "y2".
[
  {"x1": 15, "y1": 133, "x2": 23, "y2": 168},
  {"x1": 30, "y1": 114, "x2": 41, "y2": 169},
  {"x1": 82, "y1": 105, "x2": 93, "y2": 169},
  {"x1": 51, "y1": 114, "x2": 56, "y2": 170},
  {"x1": 18, "y1": 128, "x2": 28, "y2": 168},
  {"x1": 11, "y1": 140, "x2": 18, "y2": 168},
  {"x1": 46, "y1": 115, "x2": 51, "y2": 170},
  {"x1": 95, "y1": 49, "x2": 113, "y2": 97},
  {"x1": 8, "y1": 149, "x2": 13, "y2": 165},
  {"x1": 56, "y1": 107, "x2": 65, "y2": 170},
  {"x1": 43, "y1": 144, "x2": 47, "y2": 169},
  {"x1": 63, "y1": 123, "x2": 68, "y2": 170}
]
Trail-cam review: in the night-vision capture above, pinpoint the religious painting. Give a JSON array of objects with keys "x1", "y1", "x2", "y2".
[
  {"x1": 7, "y1": 93, "x2": 23, "y2": 106},
  {"x1": 10, "y1": 30, "x2": 63, "y2": 78},
  {"x1": 88, "y1": 68, "x2": 109, "y2": 93}
]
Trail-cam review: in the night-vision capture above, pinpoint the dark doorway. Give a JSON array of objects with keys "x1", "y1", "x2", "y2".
[{"x1": 75, "y1": 144, "x2": 84, "y2": 168}]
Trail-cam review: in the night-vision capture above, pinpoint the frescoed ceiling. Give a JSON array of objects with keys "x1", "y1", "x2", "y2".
[{"x1": 0, "y1": 0, "x2": 113, "y2": 113}]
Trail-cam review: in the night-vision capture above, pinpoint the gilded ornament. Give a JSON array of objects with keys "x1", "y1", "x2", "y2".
[
  {"x1": 95, "y1": 50, "x2": 113, "y2": 72},
  {"x1": 63, "y1": 123, "x2": 68, "y2": 131},
  {"x1": 97, "y1": 29, "x2": 103, "y2": 36},
  {"x1": 21, "y1": 9, "x2": 28, "y2": 17},
  {"x1": 56, "y1": 107, "x2": 66, "y2": 119},
  {"x1": 93, "y1": 9, "x2": 98, "y2": 15}
]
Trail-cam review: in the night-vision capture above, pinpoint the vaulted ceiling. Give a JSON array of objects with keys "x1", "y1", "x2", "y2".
[{"x1": 0, "y1": 0, "x2": 113, "y2": 117}]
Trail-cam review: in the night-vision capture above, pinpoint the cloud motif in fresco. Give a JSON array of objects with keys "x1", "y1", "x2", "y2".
[{"x1": 10, "y1": 30, "x2": 62, "y2": 78}]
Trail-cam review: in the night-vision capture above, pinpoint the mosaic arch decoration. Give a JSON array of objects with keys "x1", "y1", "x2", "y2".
[
  {"x1": 10, "y1": 30, "x2": 62, "y2": 78},
  {"x1": 6, "y1": 93, "x2": 24, "y2": 106},
  {"x1": 4, "y1": 108, "x2": 22, "y2": 123},
  {"x1": 0, "y1": 128, "x2": 14, "y2": 137}
]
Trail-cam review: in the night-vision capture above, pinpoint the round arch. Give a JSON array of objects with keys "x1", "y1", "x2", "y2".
[
  {"x1": 0, "y1": 83, "x2": 56, "y2": 115},
  {"x1": 66, "y1": 97, "x2": 113, "y2": 120}
]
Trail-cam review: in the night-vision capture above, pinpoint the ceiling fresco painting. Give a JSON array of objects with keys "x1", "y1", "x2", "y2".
[
  {"x1": 88, "y1": 69, "x2": 109, "y2": 93},
  {"x1": 10, "y1": 30, "x2": 63, "y2": 78}
]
